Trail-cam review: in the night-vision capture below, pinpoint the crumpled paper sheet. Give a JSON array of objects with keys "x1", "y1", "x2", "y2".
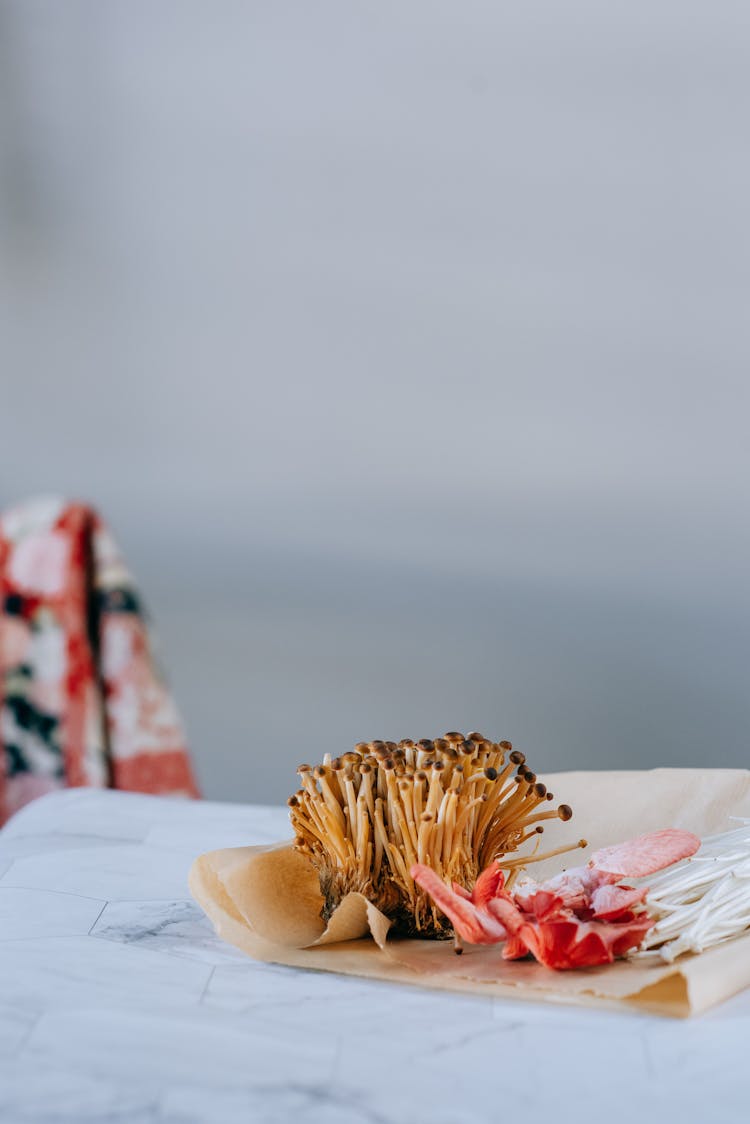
[{"x1": 190, "y1": 768, "x2": 750, "y2": 1018}]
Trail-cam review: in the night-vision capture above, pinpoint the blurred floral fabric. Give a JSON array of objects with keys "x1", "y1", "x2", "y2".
[{"x1": 0, "y1": 498, "x2": 199, "y2": 823}]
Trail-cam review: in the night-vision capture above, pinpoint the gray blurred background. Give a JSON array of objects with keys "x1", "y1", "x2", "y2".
[{"x1": 1, "y1": 1, "x2": 748, "y2": 803}]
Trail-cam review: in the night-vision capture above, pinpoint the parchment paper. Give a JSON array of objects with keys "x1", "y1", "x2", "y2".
[{"x1": 190, "y1": 768, "x2": 750, "y2": 1018}]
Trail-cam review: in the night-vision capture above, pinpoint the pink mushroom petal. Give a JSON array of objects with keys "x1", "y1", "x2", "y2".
[
  {"x1": 590, "y1": 829, "x2": 700, "y2": 879},
  {"x1": 411, "y1": 863, "x2": 507, "y2": 945},
  {"x1": 589, "y1": 883, "x2": 649, "y2": 921}
]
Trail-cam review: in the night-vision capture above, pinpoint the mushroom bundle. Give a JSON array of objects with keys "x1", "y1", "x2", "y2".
[
  {"x1": 639, "y1": 821, "x2": 750, "y2": 961},
  {"x1": 288, "y1": 732, "x2": 585, "y2": 938}
]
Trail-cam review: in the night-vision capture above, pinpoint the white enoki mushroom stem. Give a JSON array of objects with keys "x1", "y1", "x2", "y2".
[{"x1": 637, "y1": 821, "x2": 750, "y2": 962}]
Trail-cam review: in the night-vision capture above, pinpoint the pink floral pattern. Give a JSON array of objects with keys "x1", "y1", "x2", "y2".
[{"x1": 0, "y1": 498, "x2": 199, "y2": 823}]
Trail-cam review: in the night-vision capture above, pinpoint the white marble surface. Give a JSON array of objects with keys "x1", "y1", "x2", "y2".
[{"x1": 1, "y1": 791, "x2": 749, "y2": 1124}]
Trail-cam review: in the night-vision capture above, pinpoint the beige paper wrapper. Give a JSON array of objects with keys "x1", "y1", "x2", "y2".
[{"x1": 190, "y1": 768, "x2": 750, "y2": 1018}]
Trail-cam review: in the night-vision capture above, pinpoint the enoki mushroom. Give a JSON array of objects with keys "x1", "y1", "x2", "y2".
[
  {"x1": 288, "y1": 732, "x2": 585, "y2": 937},
  {"x1": 638, "y1": 820, "x2": 750, "y2": 962}
]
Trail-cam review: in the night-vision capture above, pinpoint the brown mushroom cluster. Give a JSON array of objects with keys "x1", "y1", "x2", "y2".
[{"x1": 288, "y1": 733, "x2": 584, "y2": 938}]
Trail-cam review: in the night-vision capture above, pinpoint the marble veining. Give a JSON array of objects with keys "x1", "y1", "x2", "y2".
[
  {"x1": 0, "y1": 843, "x2": 197, "y2": 902},
  {"x1": 91, "y1": 900, "x2": 248, "y2": 966},
  {"x1": 1, "y1": 789, "x2": 749, "y2": 1124},
  {"x1": 0, "y1": 887, "x2": 105, "y2": 941}
]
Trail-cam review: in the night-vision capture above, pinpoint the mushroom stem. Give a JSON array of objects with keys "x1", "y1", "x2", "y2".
[
  {"x1": 288, "y1": 735, "x2": 579, "y2": 937},
  {"x1": 501, "y1": 838, "x2": 588, "y2": 868}
]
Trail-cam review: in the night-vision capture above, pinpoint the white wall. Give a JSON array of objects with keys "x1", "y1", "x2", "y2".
[{"x1": 2, "y1": 1, "x2": 749, "y2": 801}]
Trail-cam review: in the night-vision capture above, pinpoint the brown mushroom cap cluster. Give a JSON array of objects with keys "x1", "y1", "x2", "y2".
[{"x1": 288, "y1": 733, "x2": 583, "y2": 938}]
